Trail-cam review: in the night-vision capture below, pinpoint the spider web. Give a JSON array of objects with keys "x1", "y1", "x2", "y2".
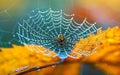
[{"x1": 16, "y1": 8, "x2": 101, "y2": 59}]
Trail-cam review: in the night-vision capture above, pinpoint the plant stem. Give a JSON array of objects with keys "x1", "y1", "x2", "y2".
[{"x1": 16, "y1": 61, "x2": 64, "y2": 75}]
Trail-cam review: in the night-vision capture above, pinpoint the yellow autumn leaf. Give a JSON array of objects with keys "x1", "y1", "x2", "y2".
[
  {"x1": 72, "y1": 26, "x2": 120, "y2": 75},
  {"x1": 0, "y1": 45, "x2": 59, "y2": 75}
]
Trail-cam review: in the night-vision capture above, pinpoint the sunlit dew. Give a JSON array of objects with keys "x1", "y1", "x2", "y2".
[{"x1": 15, "y1": 8, "x2": 101, "y2": 60}]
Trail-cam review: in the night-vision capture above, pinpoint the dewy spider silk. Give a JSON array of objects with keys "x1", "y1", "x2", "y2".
[{"x1": 15, "y1": 8, "x2": 101, "y2": 60}]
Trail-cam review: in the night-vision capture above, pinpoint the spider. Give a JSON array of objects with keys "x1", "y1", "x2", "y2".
[{"x1": 52, "y1": 34, "x2": 67, "y2": 47}]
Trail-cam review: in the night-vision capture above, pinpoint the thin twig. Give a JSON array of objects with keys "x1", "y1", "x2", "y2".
[{"x1": 16, "y1": 61, "x2": 63, "y2": 75}]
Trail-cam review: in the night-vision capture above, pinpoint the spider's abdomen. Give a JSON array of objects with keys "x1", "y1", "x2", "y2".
[{"x1": 57, "y1": 38, "x2": 66, "y2": 46}]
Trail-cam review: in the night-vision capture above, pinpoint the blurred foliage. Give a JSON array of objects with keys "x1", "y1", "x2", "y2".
[{"x1": 0, "y1": 26, "x2": 120, "y2": 75}]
